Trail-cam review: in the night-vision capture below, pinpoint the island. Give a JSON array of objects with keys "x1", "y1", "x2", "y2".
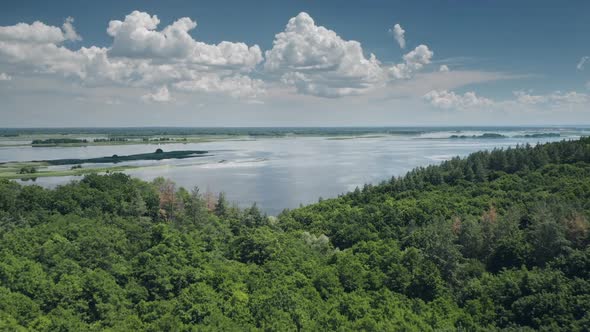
[
  {"x1": 449, "y1": 133, "x2": 506, "y2": 139},
  {"x1": 0, "y1": 149, "x2": 209, "y2": 179}
]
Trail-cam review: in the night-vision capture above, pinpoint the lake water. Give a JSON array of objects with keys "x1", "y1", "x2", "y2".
[{"x1": 2, "y1": 128, "x2": 586, "y2": 215}]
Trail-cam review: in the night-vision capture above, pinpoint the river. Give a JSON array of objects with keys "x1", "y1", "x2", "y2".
[{"x1": 1, "y1": 127, "x2": 585, "y2": 215}]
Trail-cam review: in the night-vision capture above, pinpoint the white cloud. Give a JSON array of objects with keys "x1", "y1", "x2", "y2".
[
  {"x1": 263, "y1": 13, "x2": 436, "y2": 98},
  {"x1": 423, "y1": 90, "x2": 493, "y2": 109},
  {"x1": 173, "y1": 74, "x2": 265, "y2": 98},
  {"x1": 106, "y1": 11, "x2": 262, "y2": 69},
  {"x1": 512, "y1": 90, "x2": 546, "y2": 104},
  {"x1": 0, "y1": 20, "x2": 68, "y2": 44},
  {"x1": 0, "y1": 72, "x2": 11, "y2": 81},
  {"x1": 389, "y1": 44, "x2": 433, "y2": 79},
  {"x1": 62, "y1": 17, "x2": 81, "y2": 42},
  {"x1": 439, "y1": 65, "x2": 449, "y2": 72},
  {"x1": 403, "y1": 45, "x2": 434, "y2": 69},
  {"x1": 424, "y1": 89, "x2": 590, "y2": 111},
  {"x1": 142, "y1": 86, "x2": 171, "y2": 103},
  {"x1": 0, "y1": 11, "x2": 265, "y2": 99},
  {"x1": 391, "y1": 23, "x2": 405, "y2": 49},
  {"x1": 0, "y1": 11, "x2": 441, "y2": 101},
  {"x1": 577, "y1": 56, "x2": 589, "y2": 70},
  {"x1": 264, "y1": 12, "x2": 386, "y2": 97}
]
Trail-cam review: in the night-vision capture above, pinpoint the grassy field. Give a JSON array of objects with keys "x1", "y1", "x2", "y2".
[{"x1": 0, "y1": 162, "x2": 140, "y2": 180}]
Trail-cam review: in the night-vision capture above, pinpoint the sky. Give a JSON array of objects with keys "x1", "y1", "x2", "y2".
[{"x1": 0, "y1": 0, "x2": 589, "y2": 127}]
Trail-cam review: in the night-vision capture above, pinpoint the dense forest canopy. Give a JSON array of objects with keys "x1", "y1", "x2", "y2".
[{"x1": 1, "y1": 138, "x2": 590, "y2": 331}]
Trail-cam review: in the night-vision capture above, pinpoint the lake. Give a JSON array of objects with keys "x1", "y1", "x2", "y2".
[{"x1": 1, "y1": 127, "x2": 586, "y2": 215}]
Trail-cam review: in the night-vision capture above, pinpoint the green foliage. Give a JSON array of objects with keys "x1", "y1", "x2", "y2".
[
  {"x1": 1, "y1": 138, "x2": 590, "y2": 330},
  {"x1": 32, "y1": 138, "x2": 88, "y2": 145},
  {"x1": 40, "y1": 149, "x2": 208, "y2": 165},
  {"x1": 17, "y1": 166, "x2": 37, "y2": 174}
]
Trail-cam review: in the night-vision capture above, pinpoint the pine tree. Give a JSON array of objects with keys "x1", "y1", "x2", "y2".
[{"x1": 215, "y1": 192, "x2": 228, "y2": 217}]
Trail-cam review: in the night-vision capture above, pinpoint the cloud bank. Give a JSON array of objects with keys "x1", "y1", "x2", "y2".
[
  {"x1": 423, "y1": 90, "x2": 493, "y2": 109},
  {"x1": 2, "y1": 9, "x2": 585, "y2": 115},
  {"x1": 0, "y1": 11, "x2": 265, "y2": 101},
  {"x1": 0, "y1": 11, "x2": 444, "y2": 101},
  {"x1": 424, "y1": 89, "x2": 590, "y2": 110}
]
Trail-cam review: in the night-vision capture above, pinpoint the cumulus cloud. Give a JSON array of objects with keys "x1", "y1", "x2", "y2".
[
  {"x1": 439, "y1": 65, "x2": 449, "y2": 72},
  {"x1": 577, "y1": 56, "x2": 589, "y2": 70},
  {"x1": 142, "y1": 86, "x2": 171, "y2": 103},
  {"x1": 0, "y1": 11, "x2": 440, "y2": 101},
  {"x1": 106, "y1": 11, "x2": 262, "y2": 69},
  {"x1": 389, "y1": 44, "x2": 434, "y2": 79},
  {"x1": 391, "y1": 23, "x2": 405, "y2": 49},
  {"x1": 0, "y1": 11, "x2": 265, "y2": 99},
  {"x1": 0, "y1": 72, "x2": 11, "y2": 81},
  {"x1": 423, "y1": 90, "x2": 494, "y2": 109},
  {"x1": 403, "y1": 45, "x2": 434, "y2": 69},
  {"x1": 264, "y1": 13, "x2": 436, "y2": 97},
  {"x1": 264, "y1": 12, "x2": 386, "y2": 97},
  {"x1": 0, "y1": 20, "x2": 69, "y2": 44},
  {"x1": 62, "y1": 17, "x2": 81, "y2": 42}
]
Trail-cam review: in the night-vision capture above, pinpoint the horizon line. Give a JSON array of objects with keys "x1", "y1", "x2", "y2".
[{"x1": 2, "y1": 125, "x2": 590, "y2": 130}]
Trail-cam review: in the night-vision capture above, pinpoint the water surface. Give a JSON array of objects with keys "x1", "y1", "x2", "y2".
[{"x1": 2, "y1": 128, "x2": 585, "y2": 215}]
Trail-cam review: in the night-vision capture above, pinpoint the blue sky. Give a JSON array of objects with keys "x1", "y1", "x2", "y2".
[{"x1": 1, "y1": 0, "x2": 589, "y2": 126}]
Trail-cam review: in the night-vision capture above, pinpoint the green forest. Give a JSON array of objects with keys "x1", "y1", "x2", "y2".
[{"x1": 1, "y1": 138, "x2": 589, "y2": 331}]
